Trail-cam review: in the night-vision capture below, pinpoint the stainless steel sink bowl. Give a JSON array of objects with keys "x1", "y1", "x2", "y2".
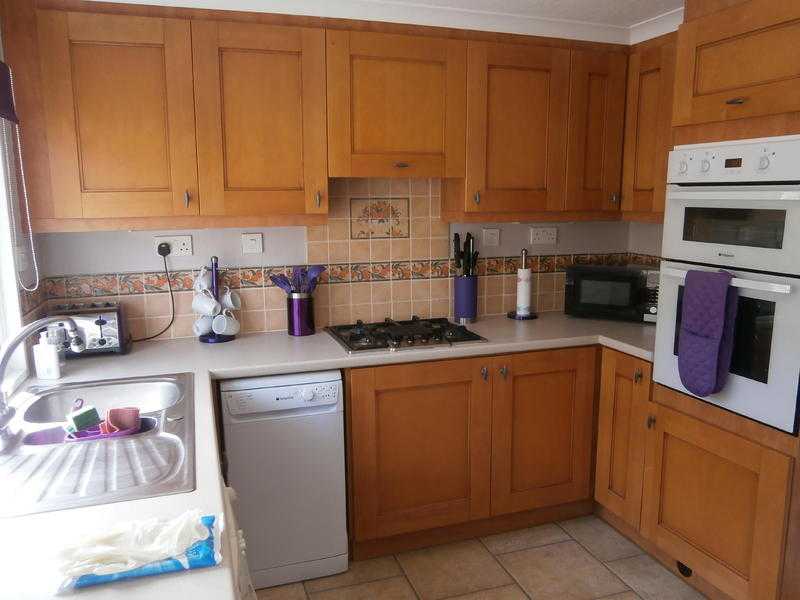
[
  {"x1": 23, "y1": 379, "x2": 181, "y2": 423},
  {"x1": 0, "y1": 374, "x2": 195, "y2": 517}
]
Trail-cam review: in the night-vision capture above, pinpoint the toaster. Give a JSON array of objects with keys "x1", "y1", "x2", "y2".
[{"x1": 48, "y1": 301, "x2": 132, "y2": 357}]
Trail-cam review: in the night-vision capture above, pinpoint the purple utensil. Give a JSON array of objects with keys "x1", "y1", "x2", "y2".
[
  {"x1": 270, "y1": 274, "x2": 293, "y2": 294},
  {"x1": 292, "y1": 266, "x2": 304, "y2": 292},
  {"x1": 306, "y1": 265, "x2": 325, "y2": 294}
]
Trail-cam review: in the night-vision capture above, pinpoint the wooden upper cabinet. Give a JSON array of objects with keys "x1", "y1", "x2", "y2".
[
  {"x1": 673, "y1": 0, "x2": 800, "y2": 127},
  {"x1": 490, "y1": 347, "x2": 596, "y2": 516},
  {"x1": 641, "y1": 402, "x2": 792, "y2": 600},
  {"x1": 621, "y1": 35, "x2": 676, "y2": 217},
  {"x1": 565, "y1": 50, "x2": 626, "y2": 212},
  {"x1": 36, "y1": 11, "x2": 198, "y2": 219},
  {"x1": 595, "y1": 349, "x2": 651, "y2": 530},
  {"x1": 348, "y1": 359, "x2": 491, "y2": 541},
  {"x1": 465, "y1": 42, "x2": 570, "y2": 213},
  {"x1": 326, "y1": 30, "x2": 466, "y2": 178},
  {"x1": 192, "y1": 21, "x2": 327, "y2": 216}
]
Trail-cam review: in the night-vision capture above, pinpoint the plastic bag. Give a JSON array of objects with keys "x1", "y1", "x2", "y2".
[{"x1": 57, "y1": 510, "x2": 223, "y2": 594}]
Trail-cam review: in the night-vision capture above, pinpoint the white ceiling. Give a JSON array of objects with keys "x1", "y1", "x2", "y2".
[
  {"x1": 88, "y1": 0, "x2": 685, "y2": 44},
  {"x1": 373, "y1": 0, "x2": 685, "y2": 28}
]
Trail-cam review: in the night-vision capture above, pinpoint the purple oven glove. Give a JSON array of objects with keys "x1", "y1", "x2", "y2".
[{"x1": 677, "y1": 270, "x2": 738, "y2": 397}]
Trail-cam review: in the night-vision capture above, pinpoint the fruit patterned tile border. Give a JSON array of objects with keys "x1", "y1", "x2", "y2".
[{"x1": 29, "y1": 253, "x2": 659, "y2": 299}]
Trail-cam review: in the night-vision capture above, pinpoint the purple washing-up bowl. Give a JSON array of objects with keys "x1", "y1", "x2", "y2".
[{"x1": 23, "y1": 417, "x2": 158, "y2": 446}]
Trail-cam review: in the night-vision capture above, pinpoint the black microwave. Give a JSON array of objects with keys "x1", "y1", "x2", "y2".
[{"x1": 565, "y1": 265, "x2": 659, "y2": 323}]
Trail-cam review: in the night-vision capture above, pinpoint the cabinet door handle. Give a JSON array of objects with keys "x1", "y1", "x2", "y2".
[
  {"x1": 610, "y1": 192, "x2": 620, "y2": 206},
  {"x1": 633, "y1": 369, "x2": 643, "y2": 384},
  {"x1": 184, "y1": 190, "x2": 191, "y2": 208},
  {"x1": 480, "y1": 366, "x2": 489, "y2": 381},
  {"x1": 499, "y1": 365, "x2": 508, "y2": 379},
  {"x1": 646, "y1": 415, "x2": 657, "y2": 429},
  {"x1": 315, "y1": 191, "x2": 322, "y2": 208},
  {"x1": 393, "y1": 161, "x2": 410, "y2": 169},
  {"x1": 725, "y1": 97, "x2": 747, "y2": 106},
  {"x1": 474, "y1": 191, "x2": 481, "y2": 205}
]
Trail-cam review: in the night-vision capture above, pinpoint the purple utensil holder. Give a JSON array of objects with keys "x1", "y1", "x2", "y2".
[
  {"x1": 288, "y1": 293, "x2": 315, "y2": 336},
  {"x1": 454, "y1": 276, "x2": 478, "y2": 324}
]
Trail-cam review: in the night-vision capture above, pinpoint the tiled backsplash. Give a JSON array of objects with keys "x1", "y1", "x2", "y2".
[{"x1": 19, "y1": 178, "x2": 660, "y2": 339}]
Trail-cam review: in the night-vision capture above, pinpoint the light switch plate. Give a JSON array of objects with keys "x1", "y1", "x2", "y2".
[
  {"x1": 153, "y1": 235, "x2": 193, "y2": 256},
  {"x1": 241, "y1": 232, "x2": 264, "y2": 254},
  {"x1": 482, "y1": 228, "x2": 500, "y2": 247},
  {"x1": 530, "y1": 227, "x2": 558, "y2": 245}
]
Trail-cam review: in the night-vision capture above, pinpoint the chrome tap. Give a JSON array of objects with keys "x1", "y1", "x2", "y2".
[{"x1": 0, "y1": 316, "x2": 85, "y2": 445}]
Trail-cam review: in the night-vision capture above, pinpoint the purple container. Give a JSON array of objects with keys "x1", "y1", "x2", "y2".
[
  {"x1": 454, "y1": 276, "x2": 478, "y2": 323},
  {"x1": 287, "y1": 293, "x2": 315, "y2": 336}
]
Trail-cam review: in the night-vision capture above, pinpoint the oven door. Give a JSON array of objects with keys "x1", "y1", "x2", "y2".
[
  {"x1": 662, "y1": 186, "x2": 800, "y2": 275},
  {"x1": 654, "y1": 260, "x2": 800, "y2": 433}
]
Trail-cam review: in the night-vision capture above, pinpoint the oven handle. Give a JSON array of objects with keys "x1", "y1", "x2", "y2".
[{"x1": 662, "y1": 268, "x2": 792, "y2": 295}]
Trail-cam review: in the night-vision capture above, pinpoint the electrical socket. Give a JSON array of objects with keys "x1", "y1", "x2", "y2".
[
  {"x1": 241, "y1": 232, "x2": 263, "y2": 254},
  {"x1": 153, "y1": 235, "x2": 193, "y2": 256},
  {"x1": 482, "y1": 228, "x2": 500, "y2": 247},
  {"x1": 530, "y1": 227, "x2": 558, "y2": 246}
]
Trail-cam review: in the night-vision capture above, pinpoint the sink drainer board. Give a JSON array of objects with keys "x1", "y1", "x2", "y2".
[{"x1": 0, "y1": 374, "x2": 196, "y2": 517}]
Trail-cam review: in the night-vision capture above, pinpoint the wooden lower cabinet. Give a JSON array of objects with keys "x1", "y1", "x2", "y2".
[
  {"x1": 641, "y1": 403, "x2": 793, "y2": 600},
  {"x1": 347, "y1": 358, "x2": 492, "y2": 541},
  {"x1": 490, "y1": 347, "x2": 597, "y2": 515},
  {"x1": 347, "y1": 347, "x2": 597, "y2": 542},
  {"x1": 595, "y1": 348, "x2": 651, "y2": 529}
]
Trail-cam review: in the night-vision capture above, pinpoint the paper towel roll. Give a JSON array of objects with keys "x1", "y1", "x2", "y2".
[{"x1": 516, "y1": 268, "x2": 532, "y2": 316}]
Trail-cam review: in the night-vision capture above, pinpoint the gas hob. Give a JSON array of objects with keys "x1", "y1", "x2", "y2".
[{"x1": 326, "y1": 317, "x2": 486, "y2": 353}]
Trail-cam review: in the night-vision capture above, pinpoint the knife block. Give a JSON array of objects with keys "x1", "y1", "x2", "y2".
[{"x1": 454, "y1": 276, "x2": 477, "y2": 324}]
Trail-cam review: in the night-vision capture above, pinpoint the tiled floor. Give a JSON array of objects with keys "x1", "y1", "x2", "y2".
[{"x1": 255, "y1": 516, "x2": 707, "y2": 600}]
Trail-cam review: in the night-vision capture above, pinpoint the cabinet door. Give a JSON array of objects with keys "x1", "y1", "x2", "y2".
[
  {"x1": 326, "y1": 30, "x2": 466, "y2": 178},
  {"x1": 193, "y1": 21, "x2": 327, "y2": 216},
  {"x1": 565, "y1": 50, "x2": 626, "y2": 212},
  {"x1": 641, "y1": 404, "x2": 792, "y2": 600},
  {"x1": 673, "y1": 0, "x2": 800, "y2": 126},
  {"x1": 348, "y1": 359, "x2": 491, "y2": 541},
  {"x1": 37, "y1": 11, "x2": 198, "y2": 219},
  {"x1": 621, "y1": 36, "x2": 675, "y2": 216},
  {"x1": 491, "y1": 347, "x2": 596, "y2": 515},
  {"x1": 465, "y1": 42, "x2": 570, "y2": 213},
  {"x1": 595, "y1": 349, "x2": 651, "y2": 529}
]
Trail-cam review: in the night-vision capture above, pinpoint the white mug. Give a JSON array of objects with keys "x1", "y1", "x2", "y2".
[
  {"x1": 212, "y1": 309, "x2": 240, "y2": 336},
  {"x1": 193, "y1": 266, "x2": 213, "y2": 292},
  {"x1": 221, "y1": 286, "x2": 242, "y2": 310},
  {"x1": 192, "y1": 315, "x2": 214, "y2": 336},
  {"x1": 192, "y1": 288, "x2": 221, "y2": 317}
]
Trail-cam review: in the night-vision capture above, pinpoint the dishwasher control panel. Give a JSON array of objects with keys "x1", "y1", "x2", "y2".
[{"x1": 223, "y1": 381, "x2": 341, "y2": 416}]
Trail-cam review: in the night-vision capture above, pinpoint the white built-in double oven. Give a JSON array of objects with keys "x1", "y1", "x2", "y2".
[{"x1": 654, "y1": 135, "x2": 800, "y2": 434}]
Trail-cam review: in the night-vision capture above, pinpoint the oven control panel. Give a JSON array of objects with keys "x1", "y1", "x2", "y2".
[{"x1": 668, "y1": 135, "x2": 800, "y2": 183}]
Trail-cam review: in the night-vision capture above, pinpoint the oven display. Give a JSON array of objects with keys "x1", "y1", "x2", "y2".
[
  {"x1": 724, "y1": 157, "x2": 743, "y2": 168},
  {"x1": 674, "y1": 287, "x2": 774, "y2": 384}
]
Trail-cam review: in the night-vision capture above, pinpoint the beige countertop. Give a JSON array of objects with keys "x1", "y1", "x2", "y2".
[{"x1": 1, "y1": 312, "x2": 654, "y2": 600}]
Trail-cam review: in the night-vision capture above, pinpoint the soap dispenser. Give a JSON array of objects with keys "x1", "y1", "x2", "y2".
[{"x1": 33, "y1": 331, "x2": 61, "y2": 380}]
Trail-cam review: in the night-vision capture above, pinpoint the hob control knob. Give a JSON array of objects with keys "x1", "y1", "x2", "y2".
[
  {"x1": 758, "y1": 155, "x2": 771, "y2": 171},
  {"x1": 700, "y1": 159, "x2": 711, "y2": 172},
  {"x1": 678, "y1": 160, "x2": 688, "y2": 174}
]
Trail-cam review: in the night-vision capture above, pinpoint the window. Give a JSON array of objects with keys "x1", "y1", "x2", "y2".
[{"x1": 0, "y1": 106, "x2": 26, "y2": 394}]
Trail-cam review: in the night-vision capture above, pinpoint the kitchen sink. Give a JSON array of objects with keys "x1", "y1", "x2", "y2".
[
  {"x1": 0, "y1": 374, "x2": 195, "y2": 517},
  {"x1": 24, "y1": 379, "x2": 181, "y2": 423}
]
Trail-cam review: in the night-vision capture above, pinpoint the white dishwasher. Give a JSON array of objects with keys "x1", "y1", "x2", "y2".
[{"x1": 220, "y1": 371, "x2": 348, "y2": 589}]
